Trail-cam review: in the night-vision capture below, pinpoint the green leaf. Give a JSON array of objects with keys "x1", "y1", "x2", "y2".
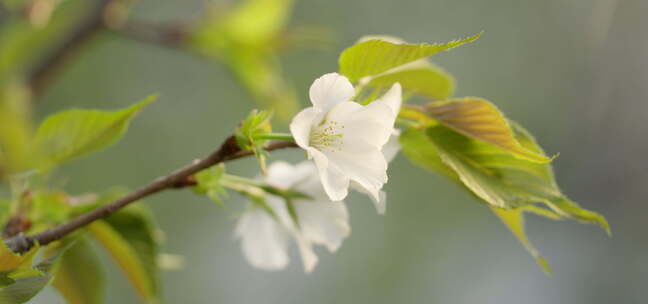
[
  {"x1": 0, "y1": 82, "x2": 33, "y2": 175},
  {"x1": 0, "y1": 198, "x2": 9, "y2": 227},
  {"x1": 194, "y1": 165, "x2": 227, "y2": 205},
  {"x1": 401, "y1": 120, "x2": 609, "y2": 272},
  {"x1": 189, "y1": 0, "x2": 300, "y2": 121},
  {"x1": 235, "y1": 109, "x2": 273, "y2": 172},
  {"x1": 491, "y1": 205, "x2": 553, "y2": 274},
  {"x1": 0, "y1": 243, "x2": 63, "y2": 304},
  {"x1": 31, "y1": 95, "x2": 157, "y2": 169},
  {"x1": 366, "y1": 63, "x2": 455, "y2": 100},
  {"x1": 399, "y1": 127, "x2": 458, "y2": 180},
  {"x1": 219, "y1": 0, "x2": 294, "y2": 45},
  {"x1": 88, "y1": 206, "x2": 160, "y2": 303},
  {"x1": 52, "y1": 237, "x2": 105, "y2": 304},
  {"x1": 544, "y1": 196, "x2": 611, "y2": 235},
  {"x1": 339, "y1": 33, "x2": 481, "y2": 82},
  {"x1": 29, "y1": 190, "x2": 71, "y2": 227},
  {"x1": 425, "y1": 123, "x2": 609, "y2": 233},
  {"x1": 0, "y1": 241, "x2": 38, "y2": 273},
  {"x1": 423, "y1": 97, "x2": 550, "y2": 163},
  {"x1": 191, "y1": 0, "x2": 294, "y2": 48}
]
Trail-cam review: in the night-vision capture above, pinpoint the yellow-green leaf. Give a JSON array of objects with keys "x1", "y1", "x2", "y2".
[
  {"x1": 339, "y1": 33, "x2": 480, "y2": 82},
  {"x1": 52, "y1": 238, "x2": 104, "y2": 304},
  {"x1": 0, "y1": 241, "x2": 37, "y2": 273},
  {"x1": 491, "y1": 206, "x2": 553, "y2": 274},
  {"x1": 545, "y1": 196, "x2": 611, "y2": 235},
  {"x1": 425, "y1": 123, "x2": 608, "y2": 232},
  {"x1": 88, "y1": 221, "x2": 158, "y2": 303},
  {"x1": 424, "y1": 97, "x2": 550, "y2": 163},
  {"x1": 400, "y1": 121, "x2": 609, "y2": 272},
  {"x1": 220, "y1": 0, "x2": 294, "y2": 45},
  {"x1": 0, "y1": 82, "x2": 33, "y2": 175},
  {"x1": 0, "y1": 243, "x2": 59, "y2": 304},
  {"x1": 367, "y1": 63, "x2": 455, "y2": 100},
  {"x1": 31, "y1": 95, "x2": 156, "y2": 169},
  {"x1": 399, "y1": 127, "x2": 458, "y2": 180},
  {"x1": 88, "y1": 206, "x2": 160, "y2": 303}
]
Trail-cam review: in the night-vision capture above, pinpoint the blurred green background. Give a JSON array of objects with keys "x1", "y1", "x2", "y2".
[{"x1": 23, "y1": 0, "x2": 646, "y2": 302}]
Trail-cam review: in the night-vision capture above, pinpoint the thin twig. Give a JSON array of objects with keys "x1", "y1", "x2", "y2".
[
  {"x1": 28, "y1": 0, "x2": 114, "y2": 97},
  {"x1": 5, "y1": 137, "x2": 297, "y2": 253},
  {"x1": 107, "y1": 20, "x2": 190, "y2": 52}
]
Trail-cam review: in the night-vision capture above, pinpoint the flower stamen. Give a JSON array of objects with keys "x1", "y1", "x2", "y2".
[{"x1": 310, "y1": 120, "x2": 345, "y2": 152}]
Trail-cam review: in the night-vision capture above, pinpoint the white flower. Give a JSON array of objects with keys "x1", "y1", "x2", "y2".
[
  {"x1": 353, "y1": 129, "x2": 401, "y2": 214},
  {"x1": 235, "y1": 161, "x2": 350, "y2": 272},
  {"x1": 290, "y1": 73, "x2": 402, "y2": 202}
]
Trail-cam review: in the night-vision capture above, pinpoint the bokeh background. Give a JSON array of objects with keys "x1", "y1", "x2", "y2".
[{"x1": 23, "y1": 0, "x2": 647, "y2": 302}]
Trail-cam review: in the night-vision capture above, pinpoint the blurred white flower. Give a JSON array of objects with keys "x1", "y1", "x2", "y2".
[
  {"x1": 290, "y1": 72, "x2": 402, "y2": 202},
  {"x1": 235, "y1": 161, "x2": 350, "y2": 273}
]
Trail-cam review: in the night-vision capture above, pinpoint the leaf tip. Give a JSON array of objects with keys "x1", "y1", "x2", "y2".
[
  {"x1": 139, "y1": 94, "x2": 159, "y2": 107},
  {"x1": 599, "y1": 218, "x2": 612, "y2": 237},
  {"x1": 537, "y1": 257, "x2": 552, "y2": 276}
]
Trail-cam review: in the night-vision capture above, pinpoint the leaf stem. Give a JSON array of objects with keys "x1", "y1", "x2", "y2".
[
  {"x1": 253, "y1": 133, "x2": 295, "y2": 142},
  {"x1": 221, "y1": 174, "x2": 312, "y2": 200}
]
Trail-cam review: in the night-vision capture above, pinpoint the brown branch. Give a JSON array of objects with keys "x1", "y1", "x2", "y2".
[
  {"x1": 107, "y1": 20, "x2": 191, "y2": 53},
  {"x1": 5, "y1": 137, "x2": 297, "y2": 253},
  {"x1": 27, "y1": 0, "x2": 198, "y2": 97},
  {"x1": 28, "y1": 0, "x2": 115, "y2": 97}
]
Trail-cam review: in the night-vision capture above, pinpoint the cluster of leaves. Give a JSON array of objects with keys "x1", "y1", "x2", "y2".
[
  {"x1": 190, "y1": 0, "x2": 317, "y2": 120},
  {"x1": 0, "y1": 94, "x2": 164, "y2": 303},
  {"x1": 336, "y1": 33, "x2": 609, "y2": 273},
  {"x1": 234, "y1": 109, "x2": 273, "y2": 173}
]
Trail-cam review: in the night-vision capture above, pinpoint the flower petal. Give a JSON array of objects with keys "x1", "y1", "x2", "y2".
[
  {"x1": 351, "y1": 185, "x2": 387, "y2": 215},
  {"x1": 290, "y1": 107, "x2": 320, "y2": 149},
  {"x1": 308, "y1": 147, "x2": 350, "y2": 201},
  {"x1": 327, "y1": 146, "x2": 388, "y2": 201},
  {"x1": 373, "y1": 82, "x2": 402, "y2": 116},
  {"x1": 296, "y1": 235, "x2": 318, "y2": 273},
  {"x1": 235, "y1": 206, "x2": 290, "y2": 271},
  {"x1": 266, "y1": 161, "x2": 317, "y2": 189},
  {"x1": 382, "y1": 129, "x2": 401, "y2": 162},
  {"x1": 295, "y1": 200, "x2": 350, "y2": 252},
  {"x1": 309, "y1": 73, "x2": 355, "y2": 112},
  {"x1": 374, "y1": 190, "x2": 387, "y2": 214},
  {"x1": 325, "y1": 101, "x2": 394, "y2": 148}
]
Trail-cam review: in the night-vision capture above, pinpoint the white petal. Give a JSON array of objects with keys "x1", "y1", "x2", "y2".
[
  {"x1": 352, "y1": 182, "x2": 388, "y2": 214},
  {"x1": 309, "y1": 73, "x2": 355, "y2": 112},
  {"x1": 382, "y1": 129, "x2": 401, "y2": 163},
  {"x1": 308, "y1": 148, "x2": 349, "y2": 201},
  {"x1": 372, "y1": 83, "x2": 402, "y2": 121},
  {"x1": 266, "y1": 161, "x2": 317, "y2": 189},
  {"x1": 327, "y1": 101, "x2": 394, "y2": 148},
  {"x1": 374, "y1": 190, "x2": 387, "y2": 214},
  {"x1": 365, "y1": 189, "x2": 387, "y2": 215},
  {"x1": 327, "y1": 146, "x2": 388, "y2": 200},
  {"x1": 296, "y1": 235, "x2": 318, "y2": 273},
  {"x1": 294, "y1": 200, "x2": 350, "y2": 252},
  {"x1": 290, "y1": 107, "x2": 321, "y2": 150},
  {"x1": 235, "y1": 206, "x2": 290, "y2": 271}
]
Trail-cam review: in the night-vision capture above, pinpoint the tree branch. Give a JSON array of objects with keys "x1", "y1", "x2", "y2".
[
  {"x1": 28, "y1": 0, "x2": 115, "y2": 97},
  {"x1": 5, "y1": 137, "x2": 297, "y2": 253},
  {"x1": 107, "y1": 20, "x2": 190, "y2": 53}
]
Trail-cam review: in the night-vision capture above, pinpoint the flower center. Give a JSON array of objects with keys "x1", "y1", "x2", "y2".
[{"x1": 309, "y1": 120, "x2": 345, "y2": 152}]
